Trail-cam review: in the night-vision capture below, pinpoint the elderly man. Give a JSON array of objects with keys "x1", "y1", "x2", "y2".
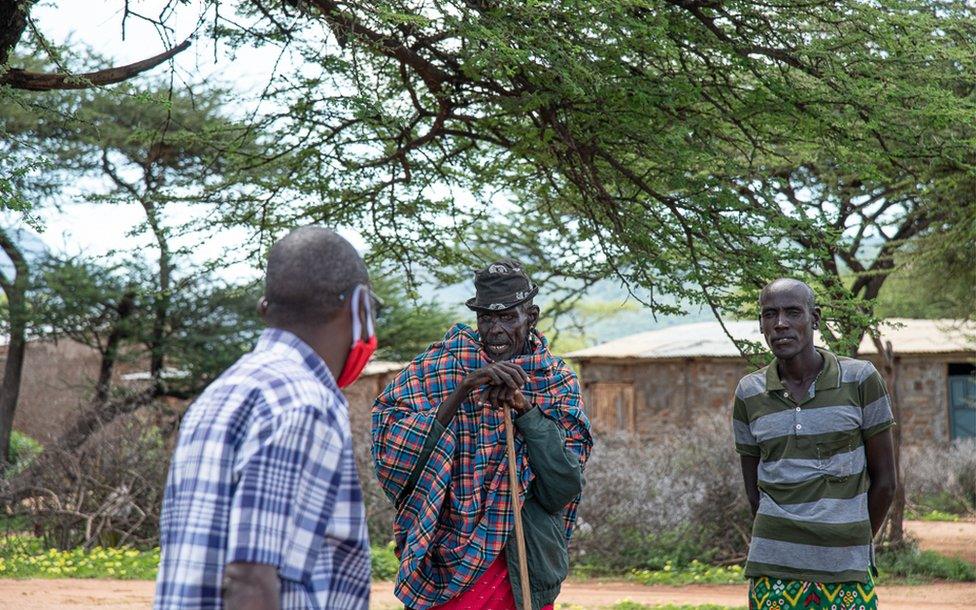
[
  {"x1": 372, "y1": 259, "x2": 592, "y2": 610},
  {"x1": 155, "y1": 227, "x2": 375, "y2": 610},
  {"x1": 733, "y1": 278, "x2": 897, "y2": 610}
]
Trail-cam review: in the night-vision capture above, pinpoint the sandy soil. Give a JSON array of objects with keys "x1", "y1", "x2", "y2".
[
  {"x1": 0, "y1": 520, "x2": 971, "y2": 609},
  {"x1": 1, "y1": 579, "x2": 974, "y2": 610},
  {"x1": 904, "y1": 518, "x2": 976, "y2": 564}
]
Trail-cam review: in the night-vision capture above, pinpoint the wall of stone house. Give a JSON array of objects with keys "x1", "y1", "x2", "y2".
[
  {"x1": 2, "y1": 339, "x2": 133, "y2": 444},
  {"x1": 577, "y1": 358, "x2": 753, "y2": 437},
  {"x1": 577, "y1": 355, "x2": 962, "y2": 445},
  {"x1": 878, "y1": 355, "x2": 951, "y2": 445}
]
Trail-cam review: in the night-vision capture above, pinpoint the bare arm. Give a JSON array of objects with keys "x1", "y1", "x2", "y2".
[
  {"x1": 223, "y1": 562, "x2": 280, "y2": 610},
  {"x1": 739, "y1": 455, "x2": 760, "y2": 518},
  {"x1": 865, "y1": 428, "x2": 897, "y2": 537}
]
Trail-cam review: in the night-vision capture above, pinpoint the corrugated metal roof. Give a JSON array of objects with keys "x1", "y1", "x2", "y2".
[{"x1": 566, "y1": 318, "x2": 976, "y2": 360}]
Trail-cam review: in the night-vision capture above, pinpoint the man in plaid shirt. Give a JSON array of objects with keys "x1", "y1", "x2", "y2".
[{"x1": 155, "y1": 227, "x2": 376, "y2": 610}]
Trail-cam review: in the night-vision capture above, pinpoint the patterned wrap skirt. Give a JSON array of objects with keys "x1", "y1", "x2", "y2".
[{"x1": 749, "y1": 576, "x2": 878, "y2": 610}]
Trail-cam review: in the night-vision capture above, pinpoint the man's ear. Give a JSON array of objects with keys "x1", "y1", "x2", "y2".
[
  {"x1": 527, "y1": 304, "x2": 541, "y2": 329},
  {"x1": 256, "y1": 296, "x2": 269, "y2": 318},
  {"x1": 811, "y1": 305, "x2": 822, "y2": 329}
]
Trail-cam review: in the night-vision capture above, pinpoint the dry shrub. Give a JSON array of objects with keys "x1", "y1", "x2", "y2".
[
  {"x1": 353, "y1": 424, "x2": 396, "y2": 545},
  {"x1": 573, "y1": 413, "x2": 751, "y2": 570},
  {"x1": 902, "y1": 439, "x2": 976, "y2": 514},
  {"x1": 8, "y1": 415, "x2": 168, "y2": 550}
]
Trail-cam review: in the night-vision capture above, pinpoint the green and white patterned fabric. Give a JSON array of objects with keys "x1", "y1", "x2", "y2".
[
  {"x1": 733, "y1": 348, "x2": 894, "y2": 583},
  {"x1": 750, "y1": 575, "x2": 878, "y2": 609}
]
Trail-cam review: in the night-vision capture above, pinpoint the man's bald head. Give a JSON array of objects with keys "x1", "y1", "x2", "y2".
[
  {"x1": 760, "y1": 278, "x2": 816, "y2": 312},
  {"x1": 264, "y1": 226, "x2": 368, "y2": 326}
]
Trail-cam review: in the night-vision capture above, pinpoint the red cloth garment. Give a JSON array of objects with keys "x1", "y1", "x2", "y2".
[{"x1": 431, "y1": 552, "x2": 554, "y2": 610}]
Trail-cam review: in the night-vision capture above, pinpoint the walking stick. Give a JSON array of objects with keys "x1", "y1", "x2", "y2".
[{"x1": 502, "y1": 403, "x2": 533, "y2": 610}]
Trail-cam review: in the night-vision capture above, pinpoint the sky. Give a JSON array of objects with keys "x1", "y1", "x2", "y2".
[
  {"x1": 21, "y1": 1, "x2": 366, "y2": 276},
  {"x1": 10, "y1": 1, "x2": 707, "y2": 343}
]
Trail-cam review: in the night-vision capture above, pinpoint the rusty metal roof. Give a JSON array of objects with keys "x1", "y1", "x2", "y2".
[{"x1": 566, "y1": 318, "x2": 976, "y2": 360}]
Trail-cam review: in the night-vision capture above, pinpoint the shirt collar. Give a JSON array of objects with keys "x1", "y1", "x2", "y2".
[
  {"x1": 765, "y1": 347, "x2": 840, "y2": 393},
  {"x1": 255, "y1": 327, "x2": 344, "y2": 399}
]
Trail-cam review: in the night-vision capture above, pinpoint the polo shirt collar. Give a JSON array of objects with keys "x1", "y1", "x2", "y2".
[{"x1": 765, "y1": 347, "x2": 840, "y2": 393}]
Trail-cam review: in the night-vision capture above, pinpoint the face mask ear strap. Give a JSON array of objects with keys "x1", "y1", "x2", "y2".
[
  {"x1": 349, "y1": 285, "x2": 363, "y2": 342},
  {"x1": 364, "y1": 289, "x2": 375, "y2": 338}
]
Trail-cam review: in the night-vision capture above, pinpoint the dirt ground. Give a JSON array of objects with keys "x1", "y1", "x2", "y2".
[
  {"x1": 0, "y1": 520, "x2": 971, "y2": 609},
  {"x1": 904, "y1": 518, "x2": 976, "y2": 564}
]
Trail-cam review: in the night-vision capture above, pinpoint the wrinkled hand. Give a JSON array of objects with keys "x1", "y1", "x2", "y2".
[
  {"x1": 492, "y1": 387, "x2": 531, "y2": 414},
  {"x1": 461, "y1": 361, "x2": 527, "y2": 393}
]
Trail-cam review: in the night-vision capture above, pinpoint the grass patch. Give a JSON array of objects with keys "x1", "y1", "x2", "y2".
[
  {"x1": 629, "y1": 560, "x2": 744, "y2": 586},
  {"x1": 0, "y1": 536, "x2": 158, "y2": 579},
  {"x1": 0, "y1": 535, "x2": 400, "y2": 581},
  {"x1": 905, "y1": 508, "x2": 965, "y2": 522},
  {"x1": 877, "y1": 546, "x2": 976, "y2": 584}
]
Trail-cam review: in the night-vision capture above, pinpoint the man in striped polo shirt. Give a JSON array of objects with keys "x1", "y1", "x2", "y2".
[{"x1": 733, "y1": 278, "x2": 897, "y2": 610}]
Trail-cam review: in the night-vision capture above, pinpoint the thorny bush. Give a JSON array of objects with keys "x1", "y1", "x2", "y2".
[
  {"x1": 3, "y1": 415, "x2": 168, "y2": 550},
  {"x1": 573, "y1": 413, "x2": 752, "y2": 571},
  {"x1": 902, "y1": 439, "x2": 976, "y2": 515}
]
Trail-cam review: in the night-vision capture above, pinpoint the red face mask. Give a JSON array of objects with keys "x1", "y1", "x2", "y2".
[{"x1": 336, "y1": 284, "x2": 378, "y2": 388}]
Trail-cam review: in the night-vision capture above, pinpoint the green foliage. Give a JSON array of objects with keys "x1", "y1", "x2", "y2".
[
  {"x1": 0, "y1": 536, "x2": 159, "y2": 579},
  {"x1": 372, "y1": 274, "x2": 457, "y2": 361},
  {"x1": 5, "y1": 431, "x2": 41, "y2": 476},
  {"x1": 0, "y1": 538, "x2": 401, "y2": 581},
  {"x1": 371, "y1": 541, "x2": 399, "y2": 581},
  {"x1": 214, "y1": 0, "x2": 976, "y2": 359},
  {"x1": 628, "y1": 561, "x2": 744, "y2": 586},
  {"x1": 905, "y1": 509, "x2": 963, "y2": 523},
  {"x1": 877, "y1": 546, "x2": 976, "y2": 584}
]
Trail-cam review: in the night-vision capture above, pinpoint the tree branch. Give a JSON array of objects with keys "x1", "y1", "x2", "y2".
[{"x1": 0, "y1": 39, "x2": 191, "y2": 91}]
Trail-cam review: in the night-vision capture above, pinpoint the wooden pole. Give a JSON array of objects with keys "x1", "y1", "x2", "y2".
[{"x1": 503, "y1": 405, "x2": 533, "y2": 610}]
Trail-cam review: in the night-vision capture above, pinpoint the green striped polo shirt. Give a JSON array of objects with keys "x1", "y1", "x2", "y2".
[{"x1": 732, "y1": 348, "x2": 894, "y2": 583}]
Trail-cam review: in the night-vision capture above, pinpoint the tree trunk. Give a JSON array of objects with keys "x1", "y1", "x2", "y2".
[
  {"x1": 0, "y1": 0, "x2": 32, "y2": 67},
  {"x1": 94, "y1": 290, "x2": 137, "y2": 405},
  {"x1": 872, "y1": 335, "x2": 906, "y2": 547},
  {"x1": 0, "y1": 228, "x2": 30, "y2": 469},
  {"x1": 0, "y1": 310, "x2": 26, "y2": 467}
]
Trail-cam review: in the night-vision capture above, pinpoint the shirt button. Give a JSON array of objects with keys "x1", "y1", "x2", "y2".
[
  {"x1": 795, "y1": 424, "x2": 802, "y2": 430},
  {"x1": 795, "y1": 407, "x2": 801, "y2": 412},
  {"x1": 783, "y1": 391, "x2": 790, "y2": 398}
]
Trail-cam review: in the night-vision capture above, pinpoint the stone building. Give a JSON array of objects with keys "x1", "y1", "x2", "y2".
[{"x1": 567, "y1": 318, "x2": 975, "y2": 445}]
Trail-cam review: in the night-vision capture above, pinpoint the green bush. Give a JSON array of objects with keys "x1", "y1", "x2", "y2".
[
  {"x1": 6, "y1": 431, "x2": 42, "y2": 476},
  {"x1": 372, "y1": 541, "x2": 399, "y2": 580},
  {"x1": 628, "y1": 560, "x2": 744, "y2": 586},
  {"x1": 0, "y1": 535, "x2": 158, "y2": 579},
  {"x1": 906, "y1": 508, "x2": 963, "y2": 522},
  {"x1": 877, "y1": 546, "x2": 976, "y2": 584}
]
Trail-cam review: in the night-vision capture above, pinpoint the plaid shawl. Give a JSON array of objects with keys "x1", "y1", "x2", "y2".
[{"x1": 372, "y1": 323, "x2": 591, "y2": 610}]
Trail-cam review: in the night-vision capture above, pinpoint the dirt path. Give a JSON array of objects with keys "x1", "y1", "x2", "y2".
[
  {"x1": 905, "y1": 518, "x2": 976, "y2": 564},
  {"x1": 1, "y1": 520, "x2": 971, "y2": 609},
  {"x1": 0, "y1": 579, "x2": 973, "y2": 610}
]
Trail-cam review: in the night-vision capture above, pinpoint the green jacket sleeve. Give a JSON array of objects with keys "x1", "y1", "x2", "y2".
[{"x1": 514, "y1": 406, "x2": 583, "y2": 514}]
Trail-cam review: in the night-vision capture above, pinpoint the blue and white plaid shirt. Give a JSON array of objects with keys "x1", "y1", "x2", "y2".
[{"x1": 155, "y1": 329, "x2": 370, "y2": 610}]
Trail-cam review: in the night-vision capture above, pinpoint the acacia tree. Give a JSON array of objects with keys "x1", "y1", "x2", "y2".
[
  {"x1": 197, "y1": 1, "x2": 974, "y2": 331},
  {"x1": 0, "y1": 78, "x2": 283, "y2": 464}
]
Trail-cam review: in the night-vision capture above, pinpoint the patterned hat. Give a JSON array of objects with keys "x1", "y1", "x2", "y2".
[{"x1": 465, "y1": 259, "x2": 539, "y2": 312}]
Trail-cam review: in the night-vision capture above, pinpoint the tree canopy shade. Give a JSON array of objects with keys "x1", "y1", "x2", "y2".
[{"x1": 208, "y1": 0, "x2": 974, "y2": 353}]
